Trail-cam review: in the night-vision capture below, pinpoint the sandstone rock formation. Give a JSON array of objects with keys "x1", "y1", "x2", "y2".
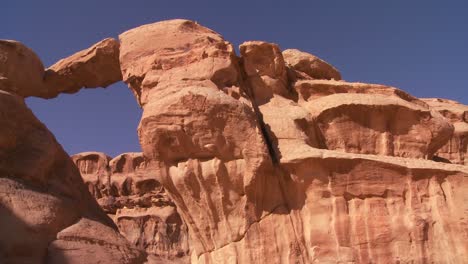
[
  {"x1": 71, "y1": 151, "x2": 190, "y2": 262},
  {"x1": 119, "y1": 19, "x2": 240, "y2": 106},
  {"x1": 282, "y1": 48, "x2": 342, "y2": 81},
  {"x1": 44, "y1": 38, "x2": 122, "y2": 98},
  {"x1": 0, "y1": 38, "x2": 121, "y2": 99},
  {"x1": 118, "y1": 19, "x2": 467, "y2": 263},
  {"x1": 240, "y1": 41, "x2": 290, "y2": 104},
  {"x1": 0, "y1": 40, "x2": 47, "y2": 97},
  {"x1": 0, "y1": 91, "x2": 145, "y2": 264},
  {"x1": 423, "y1": 98, "x2": 468, "y2": 165},
  {"x1": 241, "y1": 43, "x2": 454, "y2": 160},
  {"x1": 1, "y1": 18, "x2": 467, "y2": 264}
]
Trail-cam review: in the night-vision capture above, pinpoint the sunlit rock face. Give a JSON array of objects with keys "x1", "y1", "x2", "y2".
[
  {"x1": 422, "y1": 98, "x2": 468, "y2": 165},
  {"x1": 44, "y1": 38, "x2": 122, "y2": 98},
  {"x1": 1, "y1": 18, "x2": 467, "y2": 264},
  {"x1": 282, "y1": 48, "x2": 342, "y2": 81},
  {"x1": 119, "y1": 20, "x2": 281, "y2": 262},
  {"x1": 118, "y1": 19, "x2": 467, "y2": 263}
]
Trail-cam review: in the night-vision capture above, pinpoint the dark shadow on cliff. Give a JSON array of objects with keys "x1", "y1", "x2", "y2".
[{"x1": 0, "y1": 202, "x2": 70, "y2": 264}]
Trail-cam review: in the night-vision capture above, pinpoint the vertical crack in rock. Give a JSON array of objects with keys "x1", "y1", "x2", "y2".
[
  {"x1": 237, "y1": 56, "x2": 309, "y2": 263},
  {"x1": 237, "y1": 58, "x2": 279, "y2": 164}
]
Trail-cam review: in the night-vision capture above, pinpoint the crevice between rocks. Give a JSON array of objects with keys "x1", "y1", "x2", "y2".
[
  {"x1": 237, "y1": 58, "x2": 279, "y2": 165},
  {"x1": 236, "y1": 56, "x2": 309, "y2": 263}
]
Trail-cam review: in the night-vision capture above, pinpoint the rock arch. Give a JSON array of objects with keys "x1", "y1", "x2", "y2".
[{"x1": 1, "y1": 19, "x2": 467, "y2": 264}]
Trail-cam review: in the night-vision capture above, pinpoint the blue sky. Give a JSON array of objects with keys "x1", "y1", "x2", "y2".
[{"x1": 2, "y1": 0, "x2": 467, "y2": 157}]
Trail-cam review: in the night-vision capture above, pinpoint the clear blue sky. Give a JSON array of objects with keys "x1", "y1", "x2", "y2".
[{"x1": 2, "y1": 0, "x2": 467, "y2": 157}]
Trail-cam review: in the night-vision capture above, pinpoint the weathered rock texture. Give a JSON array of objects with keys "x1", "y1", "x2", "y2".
[
  {"x1": 0, "y1": 91, "x2": 144, "y2": 264},
  {"x1": 1, "y1": 19, "x2": 467, "y2": 264},
  {"x1": 0, "y1": 40, "x2": 47, "y2": 97},
  {"x1": 0, "y1": 38, "x2": 121, "y2": 99},
  {"x1": 119, "y1": 19, "x2": 240, "y2": 107},
  {"x1": 423, "y1": 98, "x2": 468, "y2": 165},
  {"x1": 44, "y1": 38, "x2": 122, "y2": 98},
  {"x1": 283, "y1": 48, "x2": 342, "y2": 81},
  {"x1": 118, "y1": 19, "x2": 467, "y2": 264},
  {"x1": 71, "y1": 151, "x2": 190, "y2": 262}
]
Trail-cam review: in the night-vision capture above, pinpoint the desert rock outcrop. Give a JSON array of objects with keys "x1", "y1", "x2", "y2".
[
  {"x1": 423, "y1": 98, "x2": 468, "y2": 165},
  {"x1": 0, "y1": 40, "x2": 47, "y2": 97},
  {"x1": 1, "y1": 19, "x2": 467, "y2": 264},
  {"x1": 283, "y1": 48, "x2": 341, "y2": 80},
  {"x1": 119, "y1": 20, "x2": 467, "y2": 263},
  {"x1": 44, "y1": 38, "x2": 122, "y2": 98},
  {"x1": 119, "y1": 19, "x2": 240, "y2": 106},
  {"x1": 0, "y1": 91, "x2": 144, "y2": 264},
  {"x1": 241, "y1": 43, "x2": 454, "y2": 160},
  {"x1": 72, "y1": 151, "x2": 190, "y2": 261},
  {"x1": 0, "y1": 38, "x2": 121, "y2": 99},
  {"x1": 119, "y1": 20, "x2": 285, "y2": 261},
  {"x1": 240, "y1": 41, "x2": 290, "y2": 104}
]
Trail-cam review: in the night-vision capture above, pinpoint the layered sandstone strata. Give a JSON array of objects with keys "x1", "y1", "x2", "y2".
[{"x1": 119, "y1": 19, "x2": 467, "y2": 263}]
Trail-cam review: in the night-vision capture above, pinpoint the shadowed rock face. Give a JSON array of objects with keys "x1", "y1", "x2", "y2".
[
  {"x1": 0, "y1": 91, "x2": 145, "y2": 264},
  {"x1": 1, "y1": 18, "x2": 467, "y2": 264},
  {"x1": 71, "y1": 152, "x2": 190, "y2": 262},
  {"x1": 0, "y1": 40, "x2": 47, "y2": 97},
  {"x1": 0, "y1": 38, "x2": 122, "y2": 99}
]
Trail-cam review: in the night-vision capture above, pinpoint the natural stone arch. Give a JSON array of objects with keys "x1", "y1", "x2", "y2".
[{"x1": 1, "y1": 18, "x2": 467, "y2": 264}]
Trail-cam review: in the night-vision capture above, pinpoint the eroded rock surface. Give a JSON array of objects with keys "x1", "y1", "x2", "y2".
[
  {"x1": 1, "y1": 19, "x2": 467, "y2": 264},
  {"x1": 241, "y1": 44, "x2": 454, "y2": 160},
  {"x1": 0, "y1": 40, "x2": 47, "y2": 97},
  {"x1": 0, "y1": 38, "x2": 122, "y2": 99},
  {"x1": 119, "y1": 20, "x2": 286, "y2": 262},
  {"x1": 282, "y1": 48, "x2": 342, "y2": 81},
  {"x1": 44, "y1": 38, "x2": 122, "y2": 98},
  {"x1": 119, "y1": 19, "x2": 240, "y2": 106},
  {"x1": 118, "y1": 20, "x2": 467, "y2": 263},
  {"x1": 0, "y1": 91, "x2": 144, "y2": 264},
  {"x1": 72, "y1": 152, "x2": 190, "y2": 262},
  {"x1": 423, "y1": 98, "x2": 468, "y2": 165}
]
